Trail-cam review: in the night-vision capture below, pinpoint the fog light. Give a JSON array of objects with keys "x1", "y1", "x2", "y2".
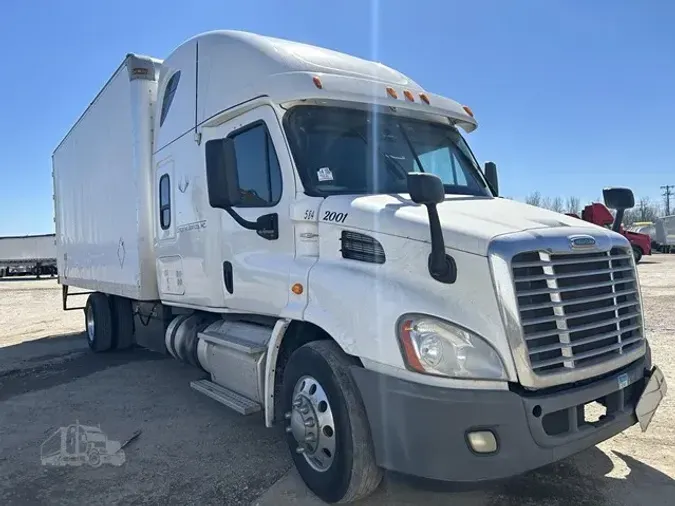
[{"x1": 467, "y1": 430, "x2": 498, "y2": 454}]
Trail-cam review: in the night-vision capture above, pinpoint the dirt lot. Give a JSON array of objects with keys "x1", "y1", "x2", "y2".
[{"x1": 1, "y1": 256, "x2": 674, "y2": 505}]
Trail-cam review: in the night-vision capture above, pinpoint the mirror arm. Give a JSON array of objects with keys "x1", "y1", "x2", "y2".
[
  {"x1": 613, "y1": 209, "x2": 625, "y2": 233},
  {"x1": 425, "y1": 204, "x2": 457, "y2": 284},
  {"x1": 224, "y1": 207, "x2": 258, "y2": 231},
  {"x1": 427, "y1": 205, "x2": 447, "y2": 273},
  {"x1": 223, "y1": 207, "x2": 278, "y2": 241}
]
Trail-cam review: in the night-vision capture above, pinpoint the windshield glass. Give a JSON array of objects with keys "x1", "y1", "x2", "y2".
[{"x1": 283, "y1": 106, "x2": 491, "y2": 197}]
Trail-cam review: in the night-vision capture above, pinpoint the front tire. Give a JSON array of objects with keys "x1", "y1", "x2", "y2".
[
  {"x1": 84, "y1": 293, "x2": 114, "y2": 352},
  {"x1": 282, "y1": 341, "x2": 382, "y2": 503},
  {"x1": 632, "y1": 246, "x2": 643, "y2": 264}
]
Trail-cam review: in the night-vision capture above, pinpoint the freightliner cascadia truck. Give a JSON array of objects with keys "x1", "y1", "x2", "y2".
[{"x1": 52, "y1": 30, "x2": 667, "y2": 503}]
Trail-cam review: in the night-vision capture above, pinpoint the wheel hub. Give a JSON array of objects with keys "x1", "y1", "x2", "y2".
[
  {"x1": 86, "y1": 306, "x2": 95, "y2": 342},
  {"x1": 286, "y1": 375, "x2": 336, "y2": 472}
]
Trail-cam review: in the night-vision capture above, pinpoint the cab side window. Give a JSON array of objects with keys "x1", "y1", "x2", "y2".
[
  {"x1": 206, "y1": 123, "x2": 282, "y2": 208},
  {"x1": 160, "y1": 71, "x2": 181, "y2": 127}
]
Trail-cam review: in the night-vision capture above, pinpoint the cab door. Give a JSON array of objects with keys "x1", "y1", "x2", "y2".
[{"x1": 201, "y1": 105, "x2": 296, "y2": 315}]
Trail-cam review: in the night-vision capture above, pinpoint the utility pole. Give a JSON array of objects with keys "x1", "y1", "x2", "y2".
[{"x1": 661, "y1": 185, "x2": 674, "y2": 215}]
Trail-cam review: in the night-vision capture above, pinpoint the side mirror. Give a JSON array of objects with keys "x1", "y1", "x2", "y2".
[
  {"x1": 205, "y1": 138, "x2": 241, "y2": 209},
  {"x1": 603, "y1": 187, "x2": 635, "y2": 233},
  {"x1": 406, "y1": 172, "x2": 456, "y2": 284},
  {"x1": 484, "y1": 161, "x2": 499, "y2": 196},
  {"x1": 204, "y1": 137, "x2": 279, "y2": 241},
  {"x1": 603, "y1": 187, "x2": 634, "y2": 211},
  {"x1": 407, "y1": 172, "x2": 444, "y2": 205}
]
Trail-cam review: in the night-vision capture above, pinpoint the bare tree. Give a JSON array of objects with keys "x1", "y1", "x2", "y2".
[
  {"x1": 517, "y1": 193, "x2": 663, "y2": 225},
  {"x1": 622, "y1": 198, "x2": 657, "y2": 226},
  {"x1": 566, "y1": 196, "x2": 581, "y2": 216},
  {"x1": 525, "y1": 191, "x2": 542, "y2": 207},
  {"x1": 551, "y1": 196, "x2": 565, "y2": 213},
  {"x1": 636, "y1": 197, "x2": 660, "y2": 222},
  {"x1": 624, "y1": 210, "x2": 637, "y2": 226},
  {"x1": 611, "y1": 197, "x2": 661, "y2": 227}
]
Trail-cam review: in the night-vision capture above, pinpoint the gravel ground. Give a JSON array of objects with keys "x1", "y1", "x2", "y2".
[{"x1": 1, "y1": 256, "x2": 674, "y2": 505}]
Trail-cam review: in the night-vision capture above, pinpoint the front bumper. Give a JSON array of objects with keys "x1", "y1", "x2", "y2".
[{"x1": 351, "y1": 357, "x2": 655, "y2": 483}]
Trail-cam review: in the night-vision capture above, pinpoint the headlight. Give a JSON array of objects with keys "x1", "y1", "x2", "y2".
[{"x1": 397, "y1": 315, "x2": 506, "y2": 380}]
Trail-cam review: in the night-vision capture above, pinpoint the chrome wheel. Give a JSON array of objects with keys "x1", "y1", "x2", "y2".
[
  {"x1": 286, "y1": 375, "x2": 336, "y2": 472},
  {"x1": 86, "y1": 305, "x2": 95, "y2": 342}
]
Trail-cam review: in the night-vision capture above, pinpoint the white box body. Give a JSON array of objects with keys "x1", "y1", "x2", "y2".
[{"x1": 52, "y1": 54, "x2": 162, "y2": 300}]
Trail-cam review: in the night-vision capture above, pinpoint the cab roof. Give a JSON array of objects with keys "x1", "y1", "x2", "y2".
[{"x1": 158, "y1": 30, "x2": 477, "y2": 140}]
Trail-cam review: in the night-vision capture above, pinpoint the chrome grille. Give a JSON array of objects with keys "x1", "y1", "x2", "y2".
[{"x1": 512, "y1": 247, "x2": 644, "y2": 375}]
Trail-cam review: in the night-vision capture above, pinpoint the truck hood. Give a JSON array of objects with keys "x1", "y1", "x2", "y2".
[{"x1": 322, "y1": 194, "x2": 601, "y2": 256}]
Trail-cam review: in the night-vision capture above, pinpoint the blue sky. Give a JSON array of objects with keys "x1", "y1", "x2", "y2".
[{"x1": 1, "y1": 0, "x2": 673, "y2": 235}]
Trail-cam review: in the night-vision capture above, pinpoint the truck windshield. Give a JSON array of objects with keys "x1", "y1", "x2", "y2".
[{"x1": 283, "y1": 105, "x2": 491, "y2": 197}]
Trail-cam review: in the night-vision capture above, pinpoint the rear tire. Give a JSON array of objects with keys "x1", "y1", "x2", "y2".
[
  {"x1": 84, "y1": 293, "x2": 114, "y2": 352},
  {"x1": 110, "y1": 296, "x2": 134, "y2": 350},
  {"x1": 282, "y1": 340, "x2": 382, "y2": 503},
  {"x1": 632, "y1": 246, "x2": 643, "y2": 264}
]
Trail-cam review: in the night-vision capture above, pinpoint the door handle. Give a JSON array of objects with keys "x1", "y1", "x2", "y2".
[{"x1": 223, "y1": 261, "x2": 234, "y2": 294}]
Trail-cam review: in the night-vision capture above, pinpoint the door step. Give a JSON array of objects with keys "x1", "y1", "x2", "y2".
[{"x1": 190, "y1": 379, "x2": 261, "y2": 415}]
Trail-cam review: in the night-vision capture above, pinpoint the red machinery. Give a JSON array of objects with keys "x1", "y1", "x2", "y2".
[{"x1": 567, "y1": 202, "x2": 651, "y2": 263}]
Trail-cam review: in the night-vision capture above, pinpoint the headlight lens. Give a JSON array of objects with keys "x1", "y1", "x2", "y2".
[{"x1": 397, "y1": 315, "x2": 506, "y2": 380}]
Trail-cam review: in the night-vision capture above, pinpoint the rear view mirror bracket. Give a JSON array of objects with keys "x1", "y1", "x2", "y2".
[{"x1": 407, "y1": 173, "x2": 457, "y2": 284}]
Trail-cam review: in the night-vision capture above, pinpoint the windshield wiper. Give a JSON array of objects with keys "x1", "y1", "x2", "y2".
[{"x1": 396, "y1": 122, "x2": 425, "y2": 173}]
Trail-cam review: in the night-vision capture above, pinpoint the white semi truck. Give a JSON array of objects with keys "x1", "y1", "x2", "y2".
[{"x1": 52, "y1": 30, "x2": 667, "y2": 503}]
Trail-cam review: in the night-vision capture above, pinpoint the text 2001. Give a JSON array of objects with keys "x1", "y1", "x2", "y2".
[{"x1": 322, "y1": 211, "x2": 348, "y2": 223}]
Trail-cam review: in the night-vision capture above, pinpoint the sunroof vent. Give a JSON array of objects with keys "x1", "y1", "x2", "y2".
[{"x1": 340, "y1": 231, "x2": 386, "y2": 264}]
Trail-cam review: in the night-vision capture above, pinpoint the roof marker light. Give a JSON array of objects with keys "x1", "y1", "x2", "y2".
[
  {"x1": 386, "y1": 87, "x2": 398, "y2": 99},
  {"x1": 403, "y1": 90, "x2": 415, "y2": 102},
  {"x1": 462, "y1": 105, "x2": 474, "y2": 117},
  {"x1": 419, "y1": 93, "x2": 430, "y2": 105},
  {"x1": 312, "y1": 76, "x2": 323, "y2": 89}
]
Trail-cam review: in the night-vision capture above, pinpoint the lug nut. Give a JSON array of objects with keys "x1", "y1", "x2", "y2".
[
  {"x1": 293, "y1": 399, "x2": 302, "y2": 408},
  {"x1": 300, "y1": 406, "x2": 310, "y2": 415},
  {"x1": 304, "y1": 420, "x2": 315, "y2": 427},
  {"x1": 296, "y1": 447, "x2": 305, "y2": 454},
  {"x1": 305, "y1": 434, "x2": 315, "y2": 443},
  {"x1": 285, "y1": 427, "x2": 292, "y2": 433},
  {"x1": 284, "y1": 412, "x2": 292, "y2": 420}
]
